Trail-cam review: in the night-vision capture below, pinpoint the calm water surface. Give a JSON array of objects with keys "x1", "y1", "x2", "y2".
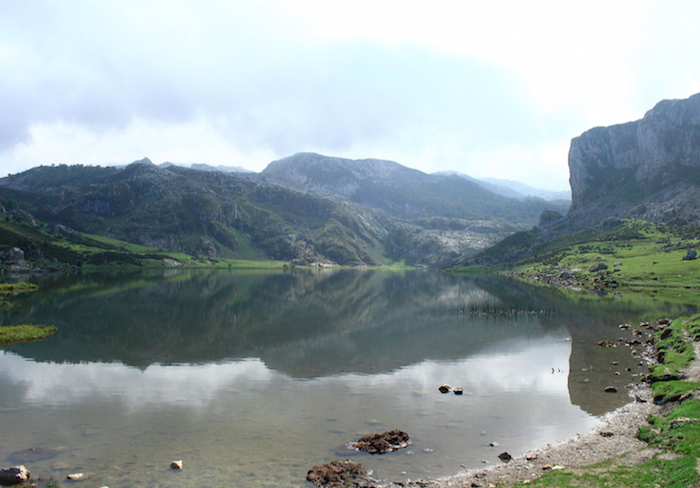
[{"x1": 0, "y1": 269, "x2": 693, "y2": 487}]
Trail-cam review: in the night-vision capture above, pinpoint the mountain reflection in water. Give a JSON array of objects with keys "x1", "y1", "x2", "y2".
[{"x1": 0, "y1": 269, "x2": 693, "y2": 487}]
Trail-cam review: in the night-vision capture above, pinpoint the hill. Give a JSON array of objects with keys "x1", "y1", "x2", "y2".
[{"x1": 0, "y1": 155, "x2": 567, "y2": 267}]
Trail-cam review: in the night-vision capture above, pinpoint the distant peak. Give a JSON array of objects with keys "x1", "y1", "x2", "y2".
[{"x1": 131, "y1": 157, "x2": 154, "y2": 166}]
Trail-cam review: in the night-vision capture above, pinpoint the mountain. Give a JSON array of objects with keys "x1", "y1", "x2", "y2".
[
  {"x1": 0, "y1": 154, "x2": 568, "y2": 267},
  {"x1": 566, "y1": 92, "x2": 700, "y2": 229},
  {"x1": 434, "y1": 171, "x2": 570, "y2": 202},
  {"x1": 262, "y1": 153, "x2": 568, "y2": 222},
  {"x1": 472, "y1": 92, "x2": 700, "y2": 264}
]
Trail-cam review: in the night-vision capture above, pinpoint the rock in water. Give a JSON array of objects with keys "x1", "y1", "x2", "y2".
[
  {"x1": 306, "y1": 459, "x2": 376, "y2": 487},
  {"x1": 170, "y1": 460, "x2": 183, "y2": 470},
  {"x1": 66, "y1": 473, "x2": 83, "y2": 480},
  {"x1": 8, "y1": 447, "x2": 59, "y2": 463},
  {"x1": 438, "y1": 384, "x2": 451, "y2": 393},
  {"x1": 352, "y1": 430, "x2": 411, "y2": 454},
  {"x1": 0, "y1": 466, "x2": 30, "y2": 485},
  {"x1": 498, "y1": 452, "x2": 512, "y2": 462}
]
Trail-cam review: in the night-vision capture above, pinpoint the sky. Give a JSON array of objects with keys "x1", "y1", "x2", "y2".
[{"x1": 1, "y1": 1, "x2": 698, "y2": 191}]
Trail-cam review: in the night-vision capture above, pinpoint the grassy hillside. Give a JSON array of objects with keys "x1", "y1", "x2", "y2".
[
  {"x1": 462, "y1": 220, "x2": 700, "y2": 304},
  {"x1": 0, "y1": 212, "x2": 286, "y2": 271}
]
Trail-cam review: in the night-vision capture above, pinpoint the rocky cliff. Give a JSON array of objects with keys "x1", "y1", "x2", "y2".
[{"x1": 568, "y1": 93, "x2": 700, "y2": 227}]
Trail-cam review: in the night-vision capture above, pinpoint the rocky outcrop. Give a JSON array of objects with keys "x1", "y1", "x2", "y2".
[{"x1": 567, "y1": 93, "x2": 700, "y2": 227}]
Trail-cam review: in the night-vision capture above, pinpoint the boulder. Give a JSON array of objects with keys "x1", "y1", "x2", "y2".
[
  {"x1": 683, "y1": 249, "x2": 697, "y2": 261},
  {"x1": 589, "y1": 263, "x2": 608, "y2": 273},
  {"x1": 352, "y1": 430, "x2": 411, "y2": 454},
  {"x1": 306, "y1": 459, "x2": 376, "y2": 488},
  {"x1": 498, "y1": 452, "x2": 512, "y2": 462},
  {"x1": 0, "y1": 466, "x2": 30, "y2": 486}
]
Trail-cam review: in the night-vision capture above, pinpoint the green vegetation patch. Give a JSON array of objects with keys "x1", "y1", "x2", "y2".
[
  {"x1": 0, "y1": 324, "x2": 57, "y2": 345},
  {"x1": 0, "y1": 282, "x2": 38, "y2": 294},
  {"x1": 647, "y1": 315, "x2": 700, "y2": 383},
  {"x1": 486, "y1": 220, "x2": 700, "y2": 305}
]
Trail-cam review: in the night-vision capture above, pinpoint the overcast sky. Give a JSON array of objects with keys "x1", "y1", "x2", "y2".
[{"x1": 1, "y1": 1, "x2": 698, "y2": 190}]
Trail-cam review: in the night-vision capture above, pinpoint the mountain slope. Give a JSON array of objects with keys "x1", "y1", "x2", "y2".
[
  {"x1": 0, "y1": 153, "x2": 568, "y2": 267},
  {"x1": 262, "y1": 152, "x2": 569, "y2": 222}
]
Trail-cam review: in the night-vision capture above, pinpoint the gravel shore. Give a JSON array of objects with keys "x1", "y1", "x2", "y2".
[{"x1": 390, "y1": 336, "x2": 700, "y2": 488}]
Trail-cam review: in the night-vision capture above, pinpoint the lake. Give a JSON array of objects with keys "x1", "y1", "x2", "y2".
[{"x1": 0, "y1": 269, "x2": 693, "y2": 487}]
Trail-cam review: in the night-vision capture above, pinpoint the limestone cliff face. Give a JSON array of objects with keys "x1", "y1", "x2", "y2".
[{"x1": 568, "y1": 93, "x2": 700, "y2": 225}]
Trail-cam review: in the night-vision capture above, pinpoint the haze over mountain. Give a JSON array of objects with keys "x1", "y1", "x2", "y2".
[{"x1": 434, "y1": 171, "x2": 570, "y2": 202}]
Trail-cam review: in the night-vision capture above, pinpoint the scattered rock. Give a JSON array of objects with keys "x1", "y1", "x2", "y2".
[
  {"x1": 604, "y1": 386, "x2": 618, "y2": 393},
  {"x1": 525, "y1": 454, "x2": 538, "y2": 461},
  {"x1": 614, "y1": 262, "x2": 623, "y2": 266},
  {"x1": 438, "y1": 384, "x2": 451, "y2": 393},
  {"x1": 682, "y1": 249, "x2": 697, "y2": 261},
  {"x1": 497, "y1": 452, "x2": 512, "y2": 462},
  {"x1": 162, "y1": 258, "x2": 182, "y2": 267},
  {"x1": 170, "y1": 460, "x2": 183, "y2": 470},
  {"x1": 599, "y1": 431, "x2": 614, "y2": 437},
  {"x1": 352, "y1": 430, "x2": 411, "y2": 454},
  {"x1": 670, "y1": 417, "x2": 698, "y2": 429},
  {"x1": 0, "y1": 466, "x2": 30, "y2": 486},
  {"x1": 66, "y1": 473, "x2": 84, "y2": 480},
  {"x1": 453, "y1": 387, "x2": 464, "y2": 395},
  {"x1": 589, "y1": 263, "x2": 608, "y2": 273},
  {"x1": 307, "y1": 459, "x2": 376, "y2": 488}
]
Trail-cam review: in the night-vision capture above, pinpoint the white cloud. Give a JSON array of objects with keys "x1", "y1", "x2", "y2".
[{"x1": 0, "y1": 1, "x2": 698, "y2": 190}]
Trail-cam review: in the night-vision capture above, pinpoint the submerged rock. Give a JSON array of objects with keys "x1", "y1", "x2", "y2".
[
  {"x1": 0, "y1": 466, "x2": 30, "y2": 486},
  {"x1": 352, "y1": 430, "x2": 411, "y2": 455},
  {"x1": 306, "y1": 459, "x2": 376, "y2": 487},
  {"x1": 8, "y1": 447, "x2": 60, "y2": 464}
]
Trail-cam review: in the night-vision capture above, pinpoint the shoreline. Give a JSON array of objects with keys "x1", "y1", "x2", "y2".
[
  {"x1": 391, "y1": 321, "x2": 677, "y2": 488},
  {"x1": 401, "y1": 384, "x2": 659, "y2": 487}
]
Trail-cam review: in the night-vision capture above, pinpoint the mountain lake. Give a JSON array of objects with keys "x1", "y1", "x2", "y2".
[{"x1": 0, "y1": 269, "x2": 695, "y2": 487}]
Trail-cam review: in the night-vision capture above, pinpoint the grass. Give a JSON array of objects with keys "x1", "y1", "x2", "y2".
[
  {"x1": 0, "y1": 281, "x2": 39, "y2": 308},
  {"x1": 468, "y1": 220, "x2": 700, "y2": 305},
  {"x1": 0, "y1": 282, "x2": 38, "y2": 294},
  {"x1": 511, "y1": 314, "x2": 700, "y2": 488},
  {"x1": 0, "y1": 324, "x2": 57, "y2": 345}
]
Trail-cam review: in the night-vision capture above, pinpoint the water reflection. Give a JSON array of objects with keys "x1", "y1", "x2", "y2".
[{"x1": 0, "y1": 269, "x2": 692, "y2": 487}]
